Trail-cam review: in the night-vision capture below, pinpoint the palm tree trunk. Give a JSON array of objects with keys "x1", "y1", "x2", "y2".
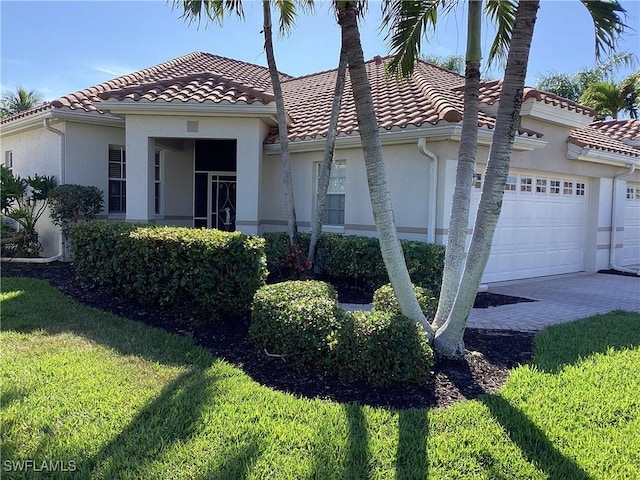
[
  {"x1": 432, "y1": 0, "x2": 482, "y2": 330},
  {"x1": 337, "y1": 3, "x2": 432, "y2": 338},
  {"x1": 308, "y1": 46, "x2": 348, "y2": 263},
  {"x1": 263, "y1": 0, "x2": 299, "y2": 246},
  {"x1": 434, "y1": 0, "x2": 540, "y2": 358}
]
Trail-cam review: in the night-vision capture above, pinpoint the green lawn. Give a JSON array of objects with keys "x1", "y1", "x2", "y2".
[{"x1": 1, "y1": 277, "x2": 639, "y2": 479}]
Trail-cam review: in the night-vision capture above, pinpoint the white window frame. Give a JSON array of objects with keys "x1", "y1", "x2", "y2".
[
  {"x1": 563, "y1": 180, "x2": 574, "y2": 196},
  {"x1": 154, "y1": 150, "x2": 164, "y2": 216},
  {"x1": 550, "y1": 179, "x2": 561, "y2": 195},
  {"x1": 536, "y1": 178, "x2": 547, "y2": 194},
  {"x1": 504, "y1": 174, "x2": 517, "y2": 192},
  {"x1": 520, "y1": 176, "x2": 533, "y2": 193},
  {"x1": 316, "y1": 161, "x2": 346, "y2": 230},
  {"x1": 3, "y1": 151, "x2": 13, "y2": 170},
  {"x1": 108, "y1": 145, "x2": 126, "y2": 214},
  {"x1": 627, "y1": 187, "x2": 635, "y2": 200},
  {"x1": 473, "y1": 172, "x2": 483, "y2": 189},
  {"x1": 575, "y1": 182, "x2": 586, "y2": 196}
]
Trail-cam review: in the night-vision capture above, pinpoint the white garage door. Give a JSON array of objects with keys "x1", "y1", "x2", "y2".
[
  {"x1": 622, "y1": 182, "x2": 640, "y2": 266},
  {"x1": 471, "y1": 169, "x2": 588, "y2": 283}
]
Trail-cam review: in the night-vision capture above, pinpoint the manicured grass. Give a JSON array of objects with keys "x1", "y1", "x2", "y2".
[{"x1": 1, "y1": 277, "x2": 639, "y2": 479}]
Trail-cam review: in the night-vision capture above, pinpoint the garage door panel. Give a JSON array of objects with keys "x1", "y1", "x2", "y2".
[
  {"x1": 622, "y1": 183, "x2": 640, "y2": 266},
  {"x1": 473, "y1": 170, "x2": 587, "y2": 283}
]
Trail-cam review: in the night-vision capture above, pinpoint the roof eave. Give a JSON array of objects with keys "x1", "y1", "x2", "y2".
[
  {"x1": 100, "y1": 99, "x2": 279, "y2": 119},
  {"x1": 521, "y1": 99, "x2": 593, "y2": 128},
  {"x1": 567, "y1": 142, "x2": 640, "y2": 167}
]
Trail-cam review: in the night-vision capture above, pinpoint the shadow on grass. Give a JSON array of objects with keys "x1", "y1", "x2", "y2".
[
  {"x1": 480, "y1": 395, "x2": 591, "y2": 480},
  {"x1": 343, "y1": 404, "x2": 371, "y2": 479},
  {"x1": 532, "y1": 310, "x2": 640, "y2": 373},
  {"x1": 1, "y1": 277, "x2": 209, "y2": 367},
  {"x1": 396, "y1": 409, "x2": 429, "y2": 480}
]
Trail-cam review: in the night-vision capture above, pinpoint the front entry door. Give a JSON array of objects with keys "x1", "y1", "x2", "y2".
[
  {"x1": 211, "y1": 173, "x2": 236, "y2": 231},
  {"x1": 194, "y1": 172, "x2": 236, "y2": 231}
]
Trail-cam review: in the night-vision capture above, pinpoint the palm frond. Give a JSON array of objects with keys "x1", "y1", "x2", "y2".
[
  {"x1": 175, "y1": 0, "x2": 244, "y2": 26},
  {"x1": 382, "y1": 0, "x2": 446, "y2": 78},
  {"x1": 580, "y1": 0, "x2": 628, "y2": 60},
  {"x1": 484, "y1": 0, "x2": 516, "y2": 67},
  {"x1": 274, "y1": 0, "x2": 297, "y2": 35}
]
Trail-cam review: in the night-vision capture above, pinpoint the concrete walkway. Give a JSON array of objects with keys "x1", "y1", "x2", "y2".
[{"x1": 342, "y1": 272, "x2": 640, "y2": 332}]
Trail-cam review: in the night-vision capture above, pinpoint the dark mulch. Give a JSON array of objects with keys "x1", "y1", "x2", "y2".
[{"x1": 1, "y1": 262, "x2": 535, "y2": 410}]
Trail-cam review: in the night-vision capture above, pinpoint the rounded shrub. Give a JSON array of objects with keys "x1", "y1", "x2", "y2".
[
  {"x1": 332, "y1": 310, "x2": 434, "y2": 386},
  {"x1": 372, "y1": 283, "x2": 438, "y2": 322},
  {"x1": 250, "y1": 280, "x2": 343, "y2": 367}
]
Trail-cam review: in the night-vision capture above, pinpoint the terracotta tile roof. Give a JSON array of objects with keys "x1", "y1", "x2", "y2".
[
  {"x1": 586, "y1": 119, "x2": 640, "y2": 142},
  {"x1": 568, "y1": 123, "x2": 640, "y2": 157},
  {"x1": 273, "y1": 55, "x2": 541, "y2": 143},
  {"x1": 0, "y1": 103, "x2": 54, "y2": 125},
  {"x1": 476, "y1": 79, "x2": 596, "y2": 117},
  {"x1": 98, "y1": 73, "x2": 275, "y2": 105}
]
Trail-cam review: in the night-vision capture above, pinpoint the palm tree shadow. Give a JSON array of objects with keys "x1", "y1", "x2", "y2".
[
  {"x1": 396, "y1": 409, "x2": 429, "y2": 480},
  {"x1": 343, "y1": 403, "x2": 371, "y2": 479},
  {"x1": 480, "y1": 395, "x2": 591, "y2": 480},
  {"x1": 532, "y1": 311, "x2": 640, "y2": 374},
  {"x1": 86, "y1": 366, "x2": 225, "y2": 477}
]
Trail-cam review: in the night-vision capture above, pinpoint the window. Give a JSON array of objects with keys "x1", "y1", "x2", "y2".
[
  {"x1": 575, "y1": 182, "x2": 585, "y2": 196},
  {"x1": 4, "y1": 151, "x2": 13, "y2": 170},
  {"x1": 520, "y1": 176, "x2": 533, "y2": 192},
  {"x1": 504, "y1": 175, "x2": 517, "y2": 191},
  {"x1": 536, "y1": 178, "x2": 547, "y2": 194},
  {"x1": 473, "y1": 172, "x2": 482, "y2": 189},
  {"x1": 154, "y1": 151, "x2": 162, "y2": 215},
  {"x1": 318, "y1": 162, "x2": 346, "y2": 226},
  {"x1": 563, "y1": 180, "x2": 574, "y2": 195},
  {"x1": 550, "y1": 179, "x2": 561, "y2": 195},
  {"x1": 636, "y1": 188, "x2": 640, "y2": 201},
  {"x1": 108, "y1": 145, "x2": 126, "y2": 213},
  {"x1": 628, "y1": 187, "x2": 635, "y2": 200}
]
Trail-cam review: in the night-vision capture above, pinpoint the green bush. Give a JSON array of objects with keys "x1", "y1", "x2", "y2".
[
  {"x1": 332, "y1": 310, "x2": 434, "y2": 386},
  {"x1": 49, "y1": 184, "x2": 104, "y2": 236},
  {"x1": 250, "y1": 280, "x2": 342, "y2": 366},
  {"x1": 372, "y1": 283, "x2": 438, "y2": 322},
  {"x1": 70, "y1": 221, "x2": 267, "y2": 314}
]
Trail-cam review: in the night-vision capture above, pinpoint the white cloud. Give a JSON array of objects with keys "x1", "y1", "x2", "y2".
[{"x1": 92, "y1": 64, "x2": 134, "y2": 78}]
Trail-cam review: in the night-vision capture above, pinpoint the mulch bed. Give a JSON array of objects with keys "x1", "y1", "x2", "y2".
[{"x1": 1, "y1": 262, "x2": 535, "y2": 409}]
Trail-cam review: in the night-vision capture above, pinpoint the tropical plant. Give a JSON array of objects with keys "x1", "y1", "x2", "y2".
[
  {"x1": 422, "y1": 53, "x2": 464, "y2": 74},
  {"x1": 536, "y1": 51, "x2": 636, "y2": 102},
  {"x1": 176, "y1": 0, "x2": 307, "y2": 248},
  {"x1": 383, "y1": 0, "x2": 627, "y2": 357},
  {"x1": 1, "y1": 165, "x2": 56, "y2": 257},
  {"x1": 578, "y1": 70, "x2": 639, "y2": 119},
  {"x1": 0, "y1": 87, "x2": 43, "y2": 117}
]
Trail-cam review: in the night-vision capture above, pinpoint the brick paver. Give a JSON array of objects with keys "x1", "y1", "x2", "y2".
[{"x1": 341, "y1": 273, "x2": 640, "y2": 332}]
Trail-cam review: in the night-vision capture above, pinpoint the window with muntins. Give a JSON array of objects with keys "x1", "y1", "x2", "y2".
[
  {"x1": 154, "y1": 151, "x2": 162, "y2": 215},
  {"x1": 473, "y1": 172, "x2": 482, "y2": 189},
  {"x1": 520, "y1": 177, "x2": 533, "y2": 192},
  {"x1": 318, "y1": 162, "x2": 346, "y2": 226},
  {"x1": 4, "y1": 151, "x2": 13, "y2": 170},
  {"x1": 504, "y1": 175, "x2": 517, "y2": 191},
  {"x1": 108, "y1": 145, "x2": 126, "y2": 213},
  {"x1": 536, "y1": 178, "x2": 547, "y2": 193},
  {"x1": 575, "y1": 182, "x2": 585, "y2": 196},
  {"x1": 563, "y1": 181, "x2": 574, "y2": 195},
  {"x1": 550, "y1": 179, "x2": 561, "y2": 194}
]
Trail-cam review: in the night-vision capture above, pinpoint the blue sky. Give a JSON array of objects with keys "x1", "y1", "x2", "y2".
[{"x1": 1, "y1": 0, "x2": 639, "y2": 102}]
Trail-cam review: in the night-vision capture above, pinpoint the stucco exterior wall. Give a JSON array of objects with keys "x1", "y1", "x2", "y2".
[
  {"x1": 1, "y1": 124, "x2": 63, "y2": 257},
  {"x1": 123, "y1": 114, "x2": 267, "y2": 234}
]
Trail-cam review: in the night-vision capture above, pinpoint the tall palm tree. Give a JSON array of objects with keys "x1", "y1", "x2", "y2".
[
  {"x1": 336, "y1": 0, "x2": 431, "y2": 335},
  {"x1": 0, "y1": 87, "x2": 43, "y2": 117},
  {"x1": 176, "y1": 0, "x2": 306, "y2": 245},
  {"x1": 579, "y1": 80, "x2": 627, "y2": 119},
  {"x1": 308, "y1": 46, "x2": 348, "y2": 262},
  {"x1": 384, "y1": 0, "x2": 628, "y2": 358}
]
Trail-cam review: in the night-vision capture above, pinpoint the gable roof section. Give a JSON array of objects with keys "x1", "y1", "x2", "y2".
[
  {"x1": 475, "y1": 79, "x2": 596, "y2": 117},
  {"x1": 568, "y1": 122, "x2": 640, "y2": 158},
  {"x1": 1, "y1": 52, "x2": 286, "y2": 125},
  {"x1": 275, "y1": 55, "x2": 541, "y2": 143}
]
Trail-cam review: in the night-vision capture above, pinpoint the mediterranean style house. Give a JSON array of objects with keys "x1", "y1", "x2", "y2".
[{"x1": 1, "y1": 52, "x2": 639, "y2": 282}]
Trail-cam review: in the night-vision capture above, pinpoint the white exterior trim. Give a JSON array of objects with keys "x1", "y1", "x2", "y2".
[
  {"x1": 567, "y1": 143, "x2": 640, "y2": 168},
  {"x1": 520, "y1": 98, "x2": 594, "y2": 128}
]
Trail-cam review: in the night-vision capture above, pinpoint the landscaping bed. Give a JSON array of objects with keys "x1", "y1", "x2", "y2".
[{"x1": 1, "y1": 262, "x2": 534, "y2": 409}]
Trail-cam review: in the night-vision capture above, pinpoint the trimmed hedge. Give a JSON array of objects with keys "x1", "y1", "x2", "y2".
[
  {"x1": 372, "y1": 283, "x2": 438, "y2": 322},
  {"x1": 263, "y1": 232, "x2": 444, "y2": 292},
  {"x1": 333, "y1": 310, "x2": 434, "y2": 386},
  {"x1": 70, "y1": 221, "x2": 267, "y2": 314},
  {"x1": 250, "y1": 280, "x2": 342, "y2": 366},
  {"x1": 250, "y1": 280, "x2": 434, "y2": 385}
]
